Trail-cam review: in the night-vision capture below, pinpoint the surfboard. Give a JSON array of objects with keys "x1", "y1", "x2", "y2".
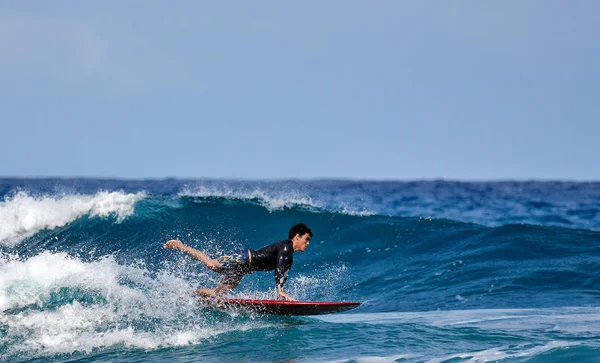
[{"x1": 198, "y1": 298, "x2": 361, "y2": 316}]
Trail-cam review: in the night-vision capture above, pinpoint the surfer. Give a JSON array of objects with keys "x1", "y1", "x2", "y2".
[{"x1": 164, "y1": 223, "x2": 312, "y2": 301}]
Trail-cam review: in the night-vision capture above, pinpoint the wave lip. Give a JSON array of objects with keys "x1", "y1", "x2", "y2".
[
  {"x1": 0, "y1": 191, "x2": 145, "y2": 247},
  {"x1": 178, "y1": 184, "x2": 375, "y2": 216},
  {"x1": 178, "y1": 185, "x2": 319, "y2": 211}
]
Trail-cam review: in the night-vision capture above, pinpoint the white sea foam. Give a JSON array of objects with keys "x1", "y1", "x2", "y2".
[
  {"x1": 0, "y1": 191, "x2": 145, "y2": 247},
  {"x1": 0, "y1": 251, "x2": 272, "y2": 360},
  {"x1": 325, "y1": 353, "x2": 423, "y2": 363},
  {"x1": 317, "y1": 307, "x2": 600, "y2": 334},
  {"x1": 0, "y1": 251, "x2": 145, "y2": 312},
  {"x1": 285, "y1": 265, "x2": 350, "y2": 301},
  {"x1": 338, "y1": 204, "x2": 375, "y2": 217},
  {"x1": 178, "y1": 184, "x2": 376, "y2": 216},
  {"x1": 427, "y1": 341, "x2": 576, "y2": 363},
  {"x1": 317, "y1": 309, "x2": 596, "y2": 363},
  {"x1": 322, "y1": 343, "x2": 580, "y2": 363},
  {"x1": 179, "y1": 185, "x2": 318, "y2": 211}
]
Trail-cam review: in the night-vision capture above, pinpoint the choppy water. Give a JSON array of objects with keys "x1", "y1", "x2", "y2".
[{"x1": 1, "y1": 179, "x2": 599, "y2": 362}]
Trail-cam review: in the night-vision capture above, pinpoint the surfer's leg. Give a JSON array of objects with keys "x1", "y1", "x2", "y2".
[
  {"x1": 216, "y1": 273, "x2": 243, "y2": 294},
  {"x1": 192, "y1": 283, "x2": 239, "y2": 297},
  {"x1": 191, "y1": 250, "x2": 221, "y2": 271},
  {"x1": 165, "y1": 240, "x2": 221, "y2": 270},
  {"x1": 193, "y1": 288, "x2": 217, "y2": 297},
  {"x1": 194, "y1": 273, "x2": 243, "y2": 297}
]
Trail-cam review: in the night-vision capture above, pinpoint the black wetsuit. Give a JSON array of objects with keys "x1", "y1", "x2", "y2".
[
  {"x1": 249, "y1": 239, "x2": 294, "y2": 292},
  {"x1": 216, "y1": 239, "x2": 293, "y2": 291}
]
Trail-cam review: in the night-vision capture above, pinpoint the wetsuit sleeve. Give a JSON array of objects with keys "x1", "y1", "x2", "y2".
[{"x1": 275, "y1": 245, "x2": 293, "y2": 292}]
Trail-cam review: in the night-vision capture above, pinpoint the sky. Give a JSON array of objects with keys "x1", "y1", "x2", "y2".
[{"x1": 0, "y1": 1, "x2": 598, "y2": 180}]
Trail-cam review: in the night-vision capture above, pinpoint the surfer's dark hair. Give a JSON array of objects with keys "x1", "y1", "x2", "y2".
[{"x1": 289, "y1": 223, "x2": 313, "y2": 239}]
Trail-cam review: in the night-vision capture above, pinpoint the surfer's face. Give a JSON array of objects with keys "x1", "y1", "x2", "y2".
[{"x1": 293, "y1": 233, "x2": 311, "y2": 252}]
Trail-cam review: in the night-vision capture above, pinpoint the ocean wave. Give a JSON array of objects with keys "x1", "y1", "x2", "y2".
[
  {"x1": 0, "y1": 191, "x2": 145, "y2": 247},
  {"x1": 178, "y1": 184, "x2": 318, "y2": 210},
  {"x1": 429, "y1": 341, "x2": 577, "y2": 363},
  {"x1": 0, "y1": 251, "x2": 273, "y2": 360},
  {"x1": 2, "y1": 179, "x2": 600, "y2": 362},
  {"x1": 178, "y1": 184, "x2": 374, "y2": 216}
]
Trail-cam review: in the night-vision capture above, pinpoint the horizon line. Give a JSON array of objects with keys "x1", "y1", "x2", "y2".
[{"x1": 1, "y1": 175, "x2": 599, "y2": 183}]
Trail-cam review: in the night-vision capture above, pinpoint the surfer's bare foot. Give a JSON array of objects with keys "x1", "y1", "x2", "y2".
[{"x1": 164, "y1": 239, "x2": 183, "y2": 249}]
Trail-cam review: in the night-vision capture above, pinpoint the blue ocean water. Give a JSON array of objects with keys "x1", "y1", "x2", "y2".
[{"x1": 1, "y1": 178, "x2": 599, "y2": 362}]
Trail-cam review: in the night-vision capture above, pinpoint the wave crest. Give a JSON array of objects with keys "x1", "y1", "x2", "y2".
[
  {"x1": 178, "y1": 185, "x2": 318, "y2": 211},
  {"x1": 0, "y1": 251, "x2": 270, "y2": 360},
  {"x1": 178, "y1": 184, "x2": 374, "y2": 216},
  {"x1": 0, "y1": 191, "x2": 145, "y2": 247}
]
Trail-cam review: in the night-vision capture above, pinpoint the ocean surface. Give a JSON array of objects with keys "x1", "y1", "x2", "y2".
[{"x1": 1, "y1": 178, "x2": 599, "y2": 362}]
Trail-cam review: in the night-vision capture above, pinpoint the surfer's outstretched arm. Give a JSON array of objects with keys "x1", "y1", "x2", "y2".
[{"x1": 164, "y1": 239, "x2": 221, "y2": 270}]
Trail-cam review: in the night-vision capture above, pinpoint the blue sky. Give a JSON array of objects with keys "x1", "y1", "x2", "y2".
[{"x1": 1, "y1": 1, "x2": 598, "y2": 180}]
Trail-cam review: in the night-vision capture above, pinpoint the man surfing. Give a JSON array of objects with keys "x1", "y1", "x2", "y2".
[{"x1": 164, "y1": 223, "x2": 312, "y2": 301}]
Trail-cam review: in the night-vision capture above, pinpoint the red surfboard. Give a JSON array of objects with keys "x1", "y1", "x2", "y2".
[{"x1": 199, "y1": 298, "x2": 361, "y2": 316}]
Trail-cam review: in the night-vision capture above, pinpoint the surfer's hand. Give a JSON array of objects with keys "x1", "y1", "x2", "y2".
[
  {"x1": 164, "y1": 239, "x2": 184, "y2": 250},
  {"x1": 278, "y1": 291, "x2": 296, "y2": 301}
]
